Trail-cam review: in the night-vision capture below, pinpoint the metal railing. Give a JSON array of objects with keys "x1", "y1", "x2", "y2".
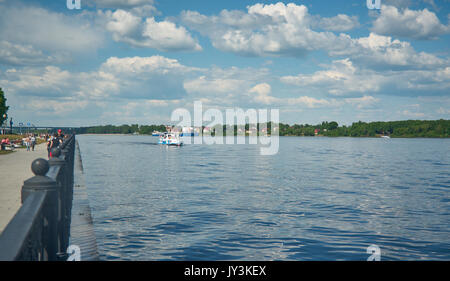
[{"x1": 0, "y1": 135, "x2": 75, "y2": 261}]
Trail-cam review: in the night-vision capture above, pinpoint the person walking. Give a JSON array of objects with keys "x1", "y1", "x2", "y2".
[
  {"x1": 25, "y1": 136, "x2": 30, "y2": 151},
  {"x1": 31, "y1": 134, "x2": 36, "y2": 151},
  {"x1": 47, "y1": 134, "x2": 52, "y2": 158}
]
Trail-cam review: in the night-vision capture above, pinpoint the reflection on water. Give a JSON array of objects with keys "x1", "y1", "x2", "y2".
[{"x1": 77, "y1": 135, "x2": 450, "y2": 260}]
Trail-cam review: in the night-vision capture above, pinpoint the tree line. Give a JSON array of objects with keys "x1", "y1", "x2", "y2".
[
  {"x1": 280, "y1": 120, "x2": 449, "y2": 137},
  {"x1": 74, "y1": 119, "x2": 449, "y2": 138},
  {"x1": 75, "y1": 124, "x2": 166, "y2": 135}
]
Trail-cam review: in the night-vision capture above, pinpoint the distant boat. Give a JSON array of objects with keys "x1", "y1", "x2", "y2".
[
  {"x1": 158, "y1": 132, "x2": 183, "y2": 146},
  {"x1": 180, "y1": 132, "x2": 199, "y2": 137},
  {"x1": 381, "y1": 135, "x2": 390, "y2": 139},
  {"x1": 180, "y1": 126, "x2": 199, "y2": 137},
  {"x1": 152, "y1": 131, "x2": 161, "y2": 136}
]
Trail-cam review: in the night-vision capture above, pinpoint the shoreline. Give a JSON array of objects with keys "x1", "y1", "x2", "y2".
[{"x1": 76, "y1": 133, "x2": 449, "y2": 139}]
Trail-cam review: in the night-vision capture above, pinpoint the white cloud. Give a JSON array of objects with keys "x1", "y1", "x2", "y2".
[
  {"x1": 0, "y1": 5, "x2": 103, "y2": 55},
  {"x1": 0, "y1": 56, "x2": 201, "y2": 103},
  {"x1": 0, "y1": 41, "x2": 64, "y2": 66},
  {"x1": 179, "y1": 3, "x2": 444, "y2": 71},
  {"x1": 371, "y1": 5, "x2": 450, "y2": 40},
  {"x1": 248, "y1": 83, "x2": 278, "y2": 105},
  {"x1": 247, "y1": 82, "x2": 375, "y2": 110},
  {"x1": 281, "y1": 58, "x2": 450, "y2": 97},
  {"x1": 180, "y1": 3, "x2": 351, "y2": 57},
  {"x1": 281, "y1": 59, "x2": 382, "y2": 96},
  {"x1": 344, "y1": 96, "x2": 380, "y2": 109},
  {"x1": 100, "y1": 56, "x2": 191, "y2": 74},
  {"x1": 28, "y1": 99, "x2": 89, "y2": 115},
  {"x1": 1, "y1": 66, "x2": 75, "y2": 98},
  {"x1": 184, "y1": 76, "x2": 246, "y2": 95},
  {"x1": 92, "y1": 0, "x2": 155, "y2": 8},
  {"x1": 400, "y1": 110, "x2": 426, "y2": 118},
  {"x1": 437, "y1": 107, "x2": 450, "y2": 114},
  {"x1": 286, "y1": 96, "x2": 337, "y2": 108},
  {"x1": 183, "y1": 66, "x2": 270, "y2": 107},
  {"x1": 314, "y1": 14, "x2": 360, "y2": 31},
  {"x1": 329, "y1": 33, "x2": 447, "y2": 70},
  {"x1": 103, "y1": 9, "x2": 202, "y2": 51}
]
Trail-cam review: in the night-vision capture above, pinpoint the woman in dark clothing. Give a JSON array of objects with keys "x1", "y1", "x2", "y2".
[{"x1": 49, "y1": 133, "x2": 61, "y2": 158}]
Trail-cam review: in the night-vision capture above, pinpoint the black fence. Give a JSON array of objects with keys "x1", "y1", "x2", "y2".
[{"x1": 0, "y1": 135, "x2": 75, "y2": 261}]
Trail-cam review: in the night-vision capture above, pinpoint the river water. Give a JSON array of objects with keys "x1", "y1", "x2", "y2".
[{"x1": 77, "y1": 135, "x2": 450, "y2": 260}]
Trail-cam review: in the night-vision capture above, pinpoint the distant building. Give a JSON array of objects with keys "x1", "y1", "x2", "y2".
[{"x1": 314, "y1": 129, "x2": 319, "y2": 135}]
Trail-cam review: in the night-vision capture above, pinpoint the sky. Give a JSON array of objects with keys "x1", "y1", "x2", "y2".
[{"x1": 0, "y1": 0, "x2": 449, "y2": 127}]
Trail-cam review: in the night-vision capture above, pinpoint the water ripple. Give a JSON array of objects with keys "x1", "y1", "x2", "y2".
[{"x1": 78, "y1": 135, "x2": 450, "y2": 260}]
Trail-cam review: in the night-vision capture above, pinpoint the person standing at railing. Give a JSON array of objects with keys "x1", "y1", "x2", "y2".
[
  {"x1": 48, "y1": 133, "x2": 62, "y2": 158},
  {"x1": 57, "y1": 129, "x2": 65, "y2": 141}
]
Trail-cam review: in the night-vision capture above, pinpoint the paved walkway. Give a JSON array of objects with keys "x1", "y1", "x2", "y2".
[{"x1": 0, "y1": 143, "x2": 48, "y2": 234}]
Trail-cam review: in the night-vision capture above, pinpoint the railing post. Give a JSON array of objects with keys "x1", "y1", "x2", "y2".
[
  {"x1": 22, "y1": 159, "x2": 59, "y2": 261},
  {"x1": 49, "y1": 147, "x2": 70, "y2": 260}
]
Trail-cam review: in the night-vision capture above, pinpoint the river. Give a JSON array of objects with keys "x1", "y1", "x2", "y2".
[{"x1": 77, "y1": 135, "x2": 450, "y2": 260}]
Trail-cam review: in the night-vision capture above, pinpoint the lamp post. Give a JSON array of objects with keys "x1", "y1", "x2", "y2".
[{"x1": 2, "y1": 114, "x2": 6, "y2": 135}]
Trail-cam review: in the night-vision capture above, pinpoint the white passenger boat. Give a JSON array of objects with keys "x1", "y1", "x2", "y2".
[{"x1": 158, "y1": 132, "x2": 183, "y2": 146}]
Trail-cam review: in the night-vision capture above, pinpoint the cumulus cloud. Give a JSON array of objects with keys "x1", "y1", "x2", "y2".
[
  {"x1": 183, "y1": 66, "x2": 270, "y2": 106},
  {"x1": 281, "y1": 58, "x2": 450, "y2": 97},
  {"x1": 179, "y1": 2, "x2": 444, "y2": 71},
  {"x1": 0, "y1": 56, "x2": 201, "y2": 103},
  {"x1": 180, "y1": 3, "x2": 354, "y2": 57},
  {"x1": 329, "y1": 33, "x2": 447, "y2": 70},
  {"x1": 371, "y1": 5, "x2": 450, "y2": 40},
  {"x1": 102, "y1": 9, "x2": 202, "y2": 51},
  {"x1": 247, "y1": 82, "x2": 379, "y2": 110},
  {"x1": 248, "y1": 83, "x2": 279, "y2": 105},
  {"x1": 0, "y1": 41, "x2": 64, "y2": 66},
  {"x1": 281, "y1": 59, "x2": 382, "y2": 96}
]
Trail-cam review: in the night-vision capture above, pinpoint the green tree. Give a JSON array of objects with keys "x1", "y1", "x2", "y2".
[
  {"x1": 328, "y1": 121, "x2": 338, "y2": 130},
  {"x1": 0, "y1": 88, "x2": 9, "y2": 125}
]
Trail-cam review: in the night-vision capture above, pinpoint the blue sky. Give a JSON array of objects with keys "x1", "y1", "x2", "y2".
[{"x1": 0, "y1": 0, "x2": 449, "y2": 127}]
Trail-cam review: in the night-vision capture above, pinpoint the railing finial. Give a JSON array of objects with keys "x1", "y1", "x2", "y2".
[{"x1": 31, "y1": 158, "x2": 49, "y2": 176}]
